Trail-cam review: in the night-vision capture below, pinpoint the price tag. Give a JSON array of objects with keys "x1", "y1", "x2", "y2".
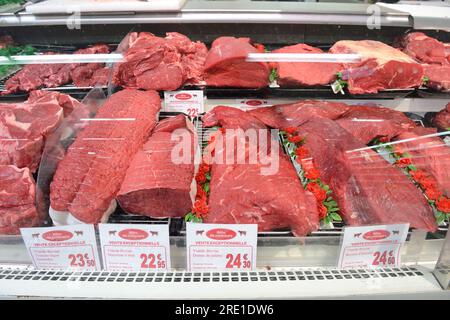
[
  {"x1": 186, "y1": 223, "x2": 257, "y2": 271},
  {"x1": 20, "y1": 224, "x2": 100, "y2": 271},
  {"x1": 338, "y1": 223, "x2": 409, "y2": 269},
  {"x1": 163, "y1": 90, "x2": 204, "y2": 117},
  {"x1": 98, "y1": 224, "x2": 171, "y2": 271}
]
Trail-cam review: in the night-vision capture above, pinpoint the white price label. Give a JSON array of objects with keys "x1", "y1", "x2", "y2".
[
  {"x1": 163, "y1": 90, "x2": 204, "y2": 117},
  {"x1": 186, "y1": 223, "x2": 257, "y2": 271},
  {"x1": 99, "y1": 224, "x2": 171, "y2": 271},
  {"x1": 20, "y1": 224, "x2": 100, "y2": 271},
  {"x1": 338, "y1": 224, "x2": 409, "y2": 269}
]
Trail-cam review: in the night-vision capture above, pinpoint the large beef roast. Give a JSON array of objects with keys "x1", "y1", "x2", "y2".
[
  {"x1": 398, "y1": 32, "x2": 448, "y2": 65},
  {"x1": 0, "y1": 165, "x2": 39, "y2": 234},
  {"x1": 433, "y1": 103, "x2": 450, "y2": 131},
  {"x1": 203, "y1": 37, "x2": 270, "y2": 88},
  {"x1": 117, "y1": 114, "x2": 196, "y2": 218},
  {"x1": 50, "y1": 89, "x2": 161, "y2": 224},
  {"x1": 422, "y1": 64, "x2": 450, "y2": 92},
  {"x1": 202, "y1": 106, "x2": 319, "y2": 236},
  {"x1": 113, "y1": 32, "x2": 207, "y2": 91},
  {"x1": 272, "y1": 44, "x2": 342, "y2": 87},
  {"x1": 330, "y1": 40, "x2": 423, "y2": 94}
]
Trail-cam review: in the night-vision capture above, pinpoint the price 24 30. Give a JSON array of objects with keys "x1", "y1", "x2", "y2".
[{"x1": 225, "y1": 253, "x2": 251, "y2": 269}]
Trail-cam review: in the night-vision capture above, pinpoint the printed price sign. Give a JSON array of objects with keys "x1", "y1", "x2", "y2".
[
  {"x1": 99, "y1": 224, "x2": 171, "y2": 271},
  {"x1": 186, "y1": 223, "x2": 257, "y2": 271},
  {"x1": 163, "y1": 90, "x2": 204, "y2": 117},
  {"x1": 235, "y1": 99, "x2": 273, "y2": 110},
  {"x1": 338, "y1": 224, "x2": 409, "y2": 269},
  {"x1": 21, "y1": 224, "x2": 100, "y2": 271}
]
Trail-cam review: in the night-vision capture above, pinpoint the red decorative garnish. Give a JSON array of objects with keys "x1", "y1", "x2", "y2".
[
  {"x1": 436, "y1": 197, "x2": 450, "y2": 213},
  {"x1": 195, "y1": 171, "x2": 207, "y2": 184},
  {"x1": 287, "y1": 134, "x2": 303, "y2": 144},
  {"x1": 306, "y1": 183, "x2": 327, "y2": 202},
  {"x1": 410, "y1": 169, "x2": 427, "y2": 182},
  {"x1": 192, "y1": 199, "x2": 209, "y2": 217},
  {"x1": 284, "y1": 127, "x2": 297, "y2": 135},
  {"x1": 395, "y1": 158, "x2": 412, "y2": 168},
  {"x1": 317, "y1": 204, "x2": 328, "y2": 219},
  {"x1": 304, "y1": 168, "x2": 320, "y2": 180},
  {"x1": 254, "y1": 43, "x2": 265, "y2": 53},
  {"x1": 424, "y1": 186, "x2": 442, "y2": 201},
  {"x1": 295, "y1": 146, "x2": 309, "y2": 159},
  {"x1": 379, "y1": 136, "x2": 389, "y2": 143}
]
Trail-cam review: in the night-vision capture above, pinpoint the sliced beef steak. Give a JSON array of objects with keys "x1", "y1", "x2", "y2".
[
  {"x1": 113, "y1": 32, "x2": 207, "y2": 91},
  {"x1": 394, "y1": 126, "x2": 450, "y2": 197},
  {"x1": 398, "y1": 32, "x2": 448, "y2": 65},
  {"x1": 335, "y1": 105, "x2": 416, "y2": 144},
  {"x1": 272, "y1": 44, "x2": 342, "y2": 87},
  {"x1": 50, "y1": 89, "x2": 161, "y2": 223},
  {"x1": 202, "y1": 106, "x2": 319, "y2": 236},
  {"x1": 330, "y1": 40, "x2": 423, "y2": 94},
  {"x1": 117, "y1": 115, "x2": 196, "y2": 218},
  {"x1": 433, "y1": 103, "x2": 450, "y2": 131},
  {"x1": 203, "y1": 37, "x2": 270, "y2": 88},
  {"x1": 422, "y1": 64, "x2": 450, "y2": 92},
  {"x1": 0, "y1": 90, "x2": 82, "y2": 172},
  {"x1": 0, "y1": 165, "x2": 39, "y2": 234},
  {"x1": 248, "y1": 100, "x2": 350, "y2": 128},
  {"x1": 297, "y1": 118, "x2": 436, "y2": 232}
]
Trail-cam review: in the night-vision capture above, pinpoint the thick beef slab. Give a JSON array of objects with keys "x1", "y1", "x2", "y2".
[
  {"x1": 3, "y1": 44, "x2": 110, "y2": 94},
  {"x1": 117, "y1": 115, "x2": 196, "y2": 218},
  {"x1": 422, "y1": 64, "x2": 450, "y2": 92},
  {"x1": 272, "y1": 44, "x2": 342, "y2": 87},
  {"x1": 297, "y1": 118, "x2": 437, "y2": 232},
  {"x1": 394, "y1": 126, "x2": 450, "y2": 197},
  {"x1": 202, "y1": 106, "x2": 319, "y2": 236},
  {"x1": 330, "y1": 40, "x2": 423, "y2": 94},
  {"x1": 203, "y1": 37, "x2": 270, "y2": 88},
  {"x1": 50, "y1": 89, "x2": 161, "y2": 223},
  {"x1": 433, "y1": 103, "x2": 450, "y2": 131},
  {"x1": 0, "y1": 165, "x2": 39, "y2": 234},
  {"x1": 113, "y1": 32, "x2": 207, "y2": 91},
  {"x1": 0, "y1": 90, "x2": 83, "y2": 172},
  {"x1": 398, "y1": 32, "x2": 448, "y2": 65}
]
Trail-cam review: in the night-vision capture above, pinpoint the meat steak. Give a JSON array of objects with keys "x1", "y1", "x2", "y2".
[
  {"x1": 335, "y1": 104, "x2": 416, "y2": 144},
  {"x1": 50, "y1": 89, "x2": 161, "y2": 223},
  {"x1": 330, "y1": 40, "x2": 423, "y2": 94},
  {"x1": 203, "y1": 37, "x2": 270, "y2": 88},
  {"x1": 398, "y1": 32, "x2": 448, "y2": 65},
  {"x1": 202, "y1": 106, "x2": 319, "y2": 236},
  {"x1": 0, "y1": 90, "x2": 82, "y2": 172},
  {"x1": 117, "y1": 114, "x2": 196, "y2": 218},
  {"x1": 272, "y1": 44, "x2": 342, "y2": 87},
  {"x1": 113, "y1": 32, "x2": 207, "y2": 91},
  {"x1": 0, "y1": 165, "x2": 39, "y2": 234},
  {"x1": 422, "y1": 64, "x2": 450, "y2": 92},
  {"x1": 433, "y1": 103, "x2": 450, "y2": 131},
  {"x1": 297, "y1": 118, "x2": 436, "y2": 231},
  {"x1": 394, "y1": 126, "x2": 450, "y2": 197}
]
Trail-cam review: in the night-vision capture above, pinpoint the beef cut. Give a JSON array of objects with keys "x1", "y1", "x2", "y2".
[
  {"x1": 433, "y1": 103, "x2": 450, "y2": 131},
  {"x1": 117, "y1": 114, "x2": 196, "y2": 218},
  {"x1": 398, "y1": 32, "x2": 448, "y2": 65},
  {"x1": 0, "y1": 165, "x2": 39, "y2": 234},
  {"x1": 296, "y1": 118, "x2": 437, "y2": 232},
  {"x1": 272, "y1": 44, "x2": 342, "y2": 87},
  {"x1": 249, "y1": 100, "x2": 350, "y2": 128},
  {"x1": 203, "y1": 37, "x2": 270, "y2": 88},
  {"x1": 335, "y1": 105, "x2": 416, "y2": 144},
  {"x1": 3, "y1": 44, "x2": 110, "y2": 94},
  {"x1": 422, "y1": 64, "x2": 450, "y2": 92},
  {"x1": 330, "y1": 40, "x2": 423, "y2": 94},
  {"x1": 202, "y1": 106, "x2": 319, "y2": 236},
  {"x1": 50, "y1": 89, "x2": 161, "y2": 224},
  {"x1": 113, "y1": 32, "x2": 207, "y2": 91},
  {"x1": 0, "y1": 90, "x2": 83, "y2": 172},
  {"x1": 394, "y1": 126, "x2": 450, "y2": 197}
]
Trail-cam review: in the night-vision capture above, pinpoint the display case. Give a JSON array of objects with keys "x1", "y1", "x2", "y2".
[{"x1": 0, "y1": 0, "x2": 449, "y2": 300}]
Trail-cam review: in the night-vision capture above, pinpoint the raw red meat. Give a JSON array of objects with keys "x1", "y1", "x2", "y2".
[
  {"x1": 202, "y1": 106, "x2": 319, "y2": 236},
  {"x1": 330, "y1": 40, "x2": 423, "y2": 94},
  {"x1": 398, "y1": 32, "x2": 448, "y2": 65},
  {"x1": 0, "y1": 165, "x2": 39, "y2": 234},
  {"x1": 0, "y1": 90, "x2": 82, "y2": 172},
  {"x1": 248, "y1": 100, "x2": 350, "y2": 128},
  {"x1": 422, "y1": 64, "x2": 450, "y2": 92},
  {"x1": 3, "y1": 44, "x2": 110, "y2": 94},
  {"x1": 0, "y1": 36, "x2": 14, "y2": 49},
  {"x1": 393, "y1": 126, "x2": 450, "y2": 197},
  {"x1": 117, "y1": 115, "x2": 196, "y2": 218},
  {"x1": 335, "y1": 105, "x2": 416, "y2": 144},
  {"x1": 203, "y1": 37, "x2": 270, "y2": 88},
  {"x1": 113, "y1": 32, "x2": 207, "y2": 91},
  {"x1": 50, "y1": 89, "x2": 161, "y2": 223},
  {"x1": 296, "y1": 118, "x2": 437, "y2": 232},
  {"x1": 272, "y1": 44, "x2": 342, "y2": 87},
  {"x1": 433, "y1": 103, "x2": 450, "y2": 131}
]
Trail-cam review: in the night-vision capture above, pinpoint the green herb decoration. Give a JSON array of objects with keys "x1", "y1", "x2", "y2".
[
  {"x1": 269, "y1": 69, "x2": 278, "y2": 83},
  {"x1": 0, "y1": 45, "x2": 36, "y2": 78},
  {"x1": 0, "y1": 0, "x2": 23, "y2": 6}
]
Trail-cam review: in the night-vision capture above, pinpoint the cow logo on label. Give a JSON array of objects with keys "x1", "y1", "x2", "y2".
[
  {"x1": 363, "y1": 230, "x2": 390, "y2": 241},
  {"x1": 118, "y1": 229, "x2": 148, "y2": 241},
  {"x1": 206, "y1": 228, "x2": 237, "y2": 240},
  {"x1": 42, "y1": 230, "x2": 73, "y2": 242},
  {"x1": 175, "y1": 93, "x2": 192, "y2": 100}
]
